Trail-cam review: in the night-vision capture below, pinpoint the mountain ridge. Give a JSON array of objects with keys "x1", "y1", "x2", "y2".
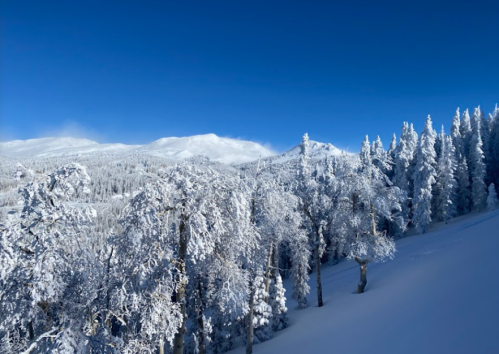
[{"x1": 0, "y1": 134, "x2": 348, "y2": 165}]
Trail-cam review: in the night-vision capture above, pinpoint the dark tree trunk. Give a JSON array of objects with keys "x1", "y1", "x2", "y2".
[
  {"x1": 356, "y1": 259, "x2": 368, "y2": 294},
  {"x1": 315, "y1": 243, "x2": 323, "y2": 307},
  {"x1": 197, "y1": 277, "x2": 205, "y2": 354},
  {"x1": 264, "y1": 242, "x2": 273, "y2": 303},
  {"x1": 173, "y1": 213, "x2": 188, "y2": 354},
  {"x1": 246, "y1": 279, "x2": 255, "y2": 354}
]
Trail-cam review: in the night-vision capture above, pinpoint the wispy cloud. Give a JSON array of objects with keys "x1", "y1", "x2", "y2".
[{"x1": 37, "y1": 120, "x2": 107, "y2": 143}]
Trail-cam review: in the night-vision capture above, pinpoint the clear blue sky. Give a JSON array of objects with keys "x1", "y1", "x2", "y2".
[{"x1": 1, "y1": 0, "x2": 498, "y2": 152}]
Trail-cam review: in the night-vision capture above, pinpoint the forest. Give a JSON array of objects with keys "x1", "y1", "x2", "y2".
[{"x1": 1, "y1": 105, "x2": 499, "y2": 354}]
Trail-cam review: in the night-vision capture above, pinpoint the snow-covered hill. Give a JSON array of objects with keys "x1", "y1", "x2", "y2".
[
  {"x1": 231, "y1": 210, "x2": 499, "y2": 354},
  {"x1": 273, "y1": 140, "x2": 346, "y2": 163},
  {"x1": 0, "y1": 134, "x2": 276, "y2": 164}
]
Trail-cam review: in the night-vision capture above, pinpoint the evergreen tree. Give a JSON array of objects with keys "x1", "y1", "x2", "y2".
[
  {"x1": 435, "y1": 135, "x2": 457, "y2": 223},
  {"x1": 470, "y1": 107, "x2": 487, "y2": 211},
  {"x1": 489, "y1": 105, "x2": 499, "y2": 186},
  {"x1": 460, "y1": 108, "x2": 473, "y2": 164},
  {"x1": 451, "y1": 108, "x2": 471, "y2": 215},
  {"x1": 487, "y1": 183, "x2": 498, "y2": 211},
  {"x1": 412, "y1": 115, "x2": 437, "y2": 233}
]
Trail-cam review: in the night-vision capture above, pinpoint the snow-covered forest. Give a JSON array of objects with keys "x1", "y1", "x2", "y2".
[{"x1": 1, "y1": 105, "x2": 499, "y2": 354}]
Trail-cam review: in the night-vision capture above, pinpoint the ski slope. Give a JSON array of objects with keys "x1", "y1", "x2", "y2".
[{"x1": 233, "y1": 210, "x2": 499, "y2": 354}]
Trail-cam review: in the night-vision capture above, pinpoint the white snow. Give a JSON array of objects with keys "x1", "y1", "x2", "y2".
[
  {"x1": 0, "y1": 134, "x2": 276, "y2": 164},
  {"x1": 270, "y1": 140, "x2": 347, "y2": 164},
  {"x1": 230, "y1": 210, "x2": 499, "y2": 354}
]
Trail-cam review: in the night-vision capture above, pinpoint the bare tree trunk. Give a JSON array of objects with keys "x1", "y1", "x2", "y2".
[
  {"x1": 197, "y1": 277, "x2": 205, "y2": 354},
  {"x1": 264, "y1": 242, "x2": 273, "y2": 303},
  {"x1": 315, "y1": 243, "x2": 323, "y2": 307},
  {"x1": 356, "y1": 259, "x2": 368, "y2": 294},
  {"x1": 246, "y1": 280, "x2": 255, "y2": 354},
  {"x1": 173, "y1": 214, "x2": 188, "y2": 354},
  {"x1": 159, "y1": 339, "x2": 164, "y2": 354},
  {"x1": 303, "y1": 204, "x2": 323, "y2": 308}
]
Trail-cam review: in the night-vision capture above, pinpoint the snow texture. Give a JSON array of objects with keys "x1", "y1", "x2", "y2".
[{"x1": 229, "y1": 210, "x2": 499, "y2": 354}]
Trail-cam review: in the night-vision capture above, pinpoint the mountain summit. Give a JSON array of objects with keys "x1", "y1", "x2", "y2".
[{"x1": 0, "y1": 134, "x2": 276, "y2": 164}]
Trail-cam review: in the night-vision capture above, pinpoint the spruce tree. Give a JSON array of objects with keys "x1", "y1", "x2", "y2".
[
  {"x1": 487, "y1": 183, "x2": 498, "y2": 211},
  {"x1": 435, "y1": 134, "x2": 457, "y2": 223},
  {"x1": 412, "y1": 115, "x2": 437, "y2": 233},
  {"x1": 470, "y1": 107, "x2": 487, "y2": 211},
  {"x1": 451, "y1": 108, "x2": 471, "y2": 215}
]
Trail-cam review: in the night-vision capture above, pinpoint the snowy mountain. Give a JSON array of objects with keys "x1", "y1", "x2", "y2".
[
  {"x1": 0, "y1": 134, "x2": 276, "y2": 164},
  {"x1": 230, "y1": 210, "x2": 499, "y2": 354}
]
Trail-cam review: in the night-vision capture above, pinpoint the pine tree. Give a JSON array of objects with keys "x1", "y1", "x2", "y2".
[
  {"x1": 269, "y1": 273, "x2": 288, "y2": 332},
  {"x1": 469, "y1": 107, "x2": 487, "y2": 211},
  {"x1": 388, "y1": 133, "x2": 397, "y2": 160},
  {"x1": 460, "y1": 108, "x2": 472, "y2": 163},
  {"x1": 451, "y1": 108, "x2": 471, "y2": 215},
  {"x1": 487, "y1": 183, "x2": 498, "y2": 211},
  {"x1": 435, "y1": 134, "x2": 457, "y2": 223},
  {"x1": 412, "y1": 115, "x2": 437, "y2": 233},
  {"x1": 489, "y1": 104, "x2": 499, "y2": 186}
]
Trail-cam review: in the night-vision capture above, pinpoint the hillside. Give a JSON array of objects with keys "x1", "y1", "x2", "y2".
[
  {"x1": 0, "y1": 134, "x2": 276, "y2": 164},
  {"x1": 231, "y1": 210, "x2": 499, "y2": 354}
]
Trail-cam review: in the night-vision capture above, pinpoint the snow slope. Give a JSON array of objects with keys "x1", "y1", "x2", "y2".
[
  {"x1": 0, "y1": 134, "x2": 275, "y2": 164},
  {"x1": 232, "y1": 210, "x2": 499, "y2": 354},
  {"x1": 270, "y1": 140, "x2": 346, "y2": 164}
]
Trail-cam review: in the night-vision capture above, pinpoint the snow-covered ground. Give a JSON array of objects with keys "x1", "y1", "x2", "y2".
[{"x1": 232, "y1": 210, "x2": 499, "y2": 354}]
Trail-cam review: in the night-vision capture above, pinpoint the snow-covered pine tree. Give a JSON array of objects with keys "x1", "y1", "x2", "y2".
[
  {"x1": 460, "y1": 108, "x2": 473, "y2": 163},
  {"x1": 435, "y1": 134, "x2": 458, "y2": 223},
  {"x1": 297, "y1": 133, "x2": 327, "y2": 308},
  {"x1": 487, "y1": 183, "x2": 498, "y2": 211},
  {"x1": 269, "y1": 273, "x2": 288, "y2": 332},
  {"x1": 469, "y1": 107, "x2": 488, "y2": 212},
  {"x1": 451, "y1": 108, "x2": 472, "y2": 215},
  {"x1": 489, "y1": 105, "x2": 499, "y2": 186},
  {"x1": 252, "y1": 273, "x2": 272, "y2": 344},
  {"x1": 388, "y1": 133, "x2": 397, "y2": 161},
  {"x1": 393, "y1": 123, "x2": 414, "y2": 194},
  {"x1": 412, "y1": 115, "x2": 437, "y2": 234},
  {"x1": 371, "y1": 135, "x2": 392, "y2": 174}
]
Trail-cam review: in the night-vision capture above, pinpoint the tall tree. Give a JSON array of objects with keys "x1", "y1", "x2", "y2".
[
  {"x1": 469, "y1": 108, "x2": 488, "y2": 211},
  {"x1": 412, "y1": 115, "x2": 437, "y2": 234},
  {"x1": 298, "y1": 133, "x2": 327, "y2": 308},
  {"x1": 451, "y1": 108, "x2": 471, "y2": 215},
  {"x1": 435, "y1": 134, "x2": 458, "y2": 223}
]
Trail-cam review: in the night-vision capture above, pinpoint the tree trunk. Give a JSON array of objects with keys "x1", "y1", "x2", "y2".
[
  {"x1": 173, "y1": 214, "x2": 188, "y2": 354},
  {"x1": 315, "y1": 243, "x2": 323, "y2": 307},
  {"x1": 197, "y1": 277, "x2": 205, "y2": 354},
  {"x1": 159, "y1": 339, "x2": 164, "y2": 354},
  {"x1": 356, "y1": 260, "x2": 368, "y2": 294},
  {"x1": 264, "y1": 242, "x2": 273, "y2": 303},
  {"x1": 303, "y1": 204, "x2": 323, "y2": 308},
  {"x1": 246, "y1": 280, "x2": 255, "y2": 354}
]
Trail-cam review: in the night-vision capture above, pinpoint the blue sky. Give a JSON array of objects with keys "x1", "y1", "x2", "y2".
[{"x1": 1, "y1": 0, "x2": 498, "y2": 152}]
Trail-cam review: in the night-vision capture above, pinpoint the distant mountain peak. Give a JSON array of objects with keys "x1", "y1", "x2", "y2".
[{"x1": 0, "y1": 134, "x2": 276, "y2": 164}]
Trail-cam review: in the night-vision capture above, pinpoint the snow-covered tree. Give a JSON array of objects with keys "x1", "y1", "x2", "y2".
[
  {"x1": 0, "y1": 164, "x2": 105, "y2": 353},
  {"x1": 460, "y1": 108, "x2": 473, "y2": 163},
  {"x1": 489, "y1": 105, "x2": 499, "y2": 186},
  {"x1": 451, "y1": 108, "x2": 471, "y2": 215},
  {"x1": 435, "y1": 134, "x2": 458, "y2": 223},
  {"x1": 297, "y1": 133, "x2": 329, "y2": 308},
  {"x1": 412, "y1": 115, "x2": 437, "y2": 233},
  {"x1": 487, "y1": 183, "x2": 498, "y2": 211},
  {"x1": 469, "y1": 107, "x2": 488, "y2": 212}
]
